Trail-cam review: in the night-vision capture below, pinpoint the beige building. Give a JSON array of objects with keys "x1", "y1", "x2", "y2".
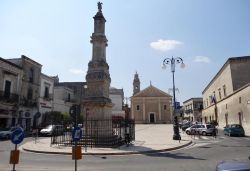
[
  {"x1": 8, "y1": 55, "x2": 42, "y2": 131},
  {"x1": 202, "y1": 56, "x2": 250, "y2": 135},
  {"x1": 131, "y1": 73, "x2": 172, "y2": 124},
  {"x1": 0, "y1": 57, "x2": 23, "y2": 128},
  {"x1": 183, "y1": 98, "x2": 203, "y2": 122}
]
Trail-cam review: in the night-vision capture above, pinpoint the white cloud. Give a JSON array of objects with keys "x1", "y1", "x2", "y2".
[
  {"x1": 69, "y1": 69, "x2": 86, "y2": 74},
  {"x1": 150, "y1": 39, "x2": 183, "y2": 52},
  {"x1": 193, "y1": 56, "x2": 210, "y2": 63}
]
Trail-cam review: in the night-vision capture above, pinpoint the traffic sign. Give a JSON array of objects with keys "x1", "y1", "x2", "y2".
[
  {"x1": 11, "y1": 128, "x2": 25, "y2": 145},
  {"x1": 72, "y1": 127, "x2": 82, "y2": 142}
]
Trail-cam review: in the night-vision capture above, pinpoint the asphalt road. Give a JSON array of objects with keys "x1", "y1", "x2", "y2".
[{"x1": 1, "y1": 133, "x2": 250, "y2": 171}]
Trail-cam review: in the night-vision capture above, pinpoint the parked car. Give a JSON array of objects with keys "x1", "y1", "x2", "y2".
[
  {"x1": 0, "y1": 127, "x2": 16, "y2": 139},
  {"x1": 40, "y1": 125, "x2": 64, "y2": 136},
  {"x1": 181, "y1": 122, "x2": 193, "y2": 131},
  {"x1": 185, "y1": 124, "x2": 216, "y2": 136},
  {"x1": 224, "y1": 124, "x2": 245, "y2": 137},
  {"x1": 216, "y1": 161, "x2": 250, "y2": 171}
]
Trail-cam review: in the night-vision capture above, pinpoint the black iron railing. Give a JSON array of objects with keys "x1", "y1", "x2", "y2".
[
  {"x1": 0, "y1": 91, "x2": 19, "y2": 103},
  {"x1": 51, "y1": 119, "x2": 135, "y2": 148}
]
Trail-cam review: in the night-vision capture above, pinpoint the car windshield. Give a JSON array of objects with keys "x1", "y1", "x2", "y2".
[
  {"x1": 45, "y1": 125, "x2": 53, "y2": 129},
  {"x1": 231, "y1": 124, "x2": 242, "y2": 128},
  {"x1": 206, "y1": 125, "x2": 214, "y2": 129}
]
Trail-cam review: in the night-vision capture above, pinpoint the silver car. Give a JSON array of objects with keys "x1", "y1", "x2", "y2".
[{"x1": 185, "y1": 124, "x2": 216, "y2": 136}]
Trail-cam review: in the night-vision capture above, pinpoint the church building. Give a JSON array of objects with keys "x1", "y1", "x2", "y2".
[{"x1": 131, "y1": 72, "x2": 172, "y2": 124}]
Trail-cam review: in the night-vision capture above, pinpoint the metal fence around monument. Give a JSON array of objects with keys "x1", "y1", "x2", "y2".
[{"x1": 50, "y1": 119, "x2": 135, "y2": 147}]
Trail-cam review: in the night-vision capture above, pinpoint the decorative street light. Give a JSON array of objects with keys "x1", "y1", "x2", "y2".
[{"x1": 162, "y1": 56, "x2": 185, "y2": 140}]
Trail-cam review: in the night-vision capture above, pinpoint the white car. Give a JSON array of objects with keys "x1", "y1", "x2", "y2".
[
  {"x1": 40, "y1": 125, "x2": 64, "y2": 136},
  {"x1": 0, "y1": 127, "x2": 16, "y2": 139}
]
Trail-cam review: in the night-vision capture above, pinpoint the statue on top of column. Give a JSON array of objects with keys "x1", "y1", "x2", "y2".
[{"x1": 97, "y1": 2, "x2": 103, "y2": 12}]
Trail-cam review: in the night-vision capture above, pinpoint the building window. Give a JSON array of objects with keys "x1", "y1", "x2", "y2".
[
  {"x1": 223, "y1": 85, "x2": 227, "y2": 97},
  {"x1": 206, "y1": 99, "x2": 208, "y2": 107},
  {"x1": 29, "y1": 68, "x2": 34, "y2": 83},
  {"x1": 209, "y1": 96, "x2": 212, "y2": 104},
  {"x1": 136, "y1": 105, "x2": 140, "y2": 111},
  {"x1": 239, "y1": 97, "x2": 241, "y2": 104},
  {"x1": 226, "y1": 104, "x2": 227, "y2": 109},
  {"x1": 67, "y1": 93, "x2": 71, "y2": 102},
  {"x1": 44, "y1": 86, "x2": 49, "y2": 99},
  {"x1": 164, "y1": 105, "x2": 167, "y2": 110},
  {"x1": 218, "y1": 88, "x2": 222, "y2": 100},
  {"x1": 27, "y1": 88, "x2": 33, "y2": 100},
  {"x1": 4, "y1": 80, "x2": 11, "y2": 99}
]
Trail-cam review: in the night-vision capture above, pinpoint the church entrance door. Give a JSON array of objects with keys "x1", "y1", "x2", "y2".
[{"x1": 150, "y1": 113, "x2": 155, "y2": 123}]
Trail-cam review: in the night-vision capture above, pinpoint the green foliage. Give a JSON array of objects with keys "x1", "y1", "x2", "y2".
[{"x1": 62, "y1": 112, "x2": 72, "y2": 124}]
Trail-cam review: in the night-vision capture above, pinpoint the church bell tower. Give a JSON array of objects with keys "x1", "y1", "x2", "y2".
[{"x1": 133, "y1": 72, "x2": 140, "y2": 95}]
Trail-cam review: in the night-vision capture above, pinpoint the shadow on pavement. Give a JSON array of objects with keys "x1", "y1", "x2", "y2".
[{"x1": 144, "y1": 152, "x2": 206, "y2": 160}]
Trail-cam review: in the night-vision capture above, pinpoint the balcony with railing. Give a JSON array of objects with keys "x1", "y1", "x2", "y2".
[
  {"x1": 20, "y1": 98, "x2": 37, "y2": 107},
  {"x1": 43, "y1": 94, "x2": 53, "y2": 101},
  {"x1": 0, "y1": 91, "x2": 19, "y2": 104}
]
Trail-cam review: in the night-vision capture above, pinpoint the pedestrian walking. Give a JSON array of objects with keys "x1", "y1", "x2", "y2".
[{"x1": 212, "y1": 127, "x2": 217, "y2": 138}]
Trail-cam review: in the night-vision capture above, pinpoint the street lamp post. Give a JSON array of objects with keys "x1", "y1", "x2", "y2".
[{"x1": 162, "y1": 56, "x2": 185, "y2": 140}]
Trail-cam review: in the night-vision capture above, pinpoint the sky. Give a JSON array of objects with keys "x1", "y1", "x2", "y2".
[{"x1": 0, "y1": 0, "x2": 250, "y2": 105}]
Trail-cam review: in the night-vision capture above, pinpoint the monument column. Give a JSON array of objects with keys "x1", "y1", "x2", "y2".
[{"x1": 83, "y1": 2, "x2": 112, "y2": 121}]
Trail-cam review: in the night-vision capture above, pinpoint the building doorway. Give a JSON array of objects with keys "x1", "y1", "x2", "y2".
[{"x1": 149, "y1": 113, "x2": 155, "y2": 123}]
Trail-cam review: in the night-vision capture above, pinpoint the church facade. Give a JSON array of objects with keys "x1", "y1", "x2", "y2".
[{"x1": 131, "y1": 73, "x2": 172, "y2": 124}]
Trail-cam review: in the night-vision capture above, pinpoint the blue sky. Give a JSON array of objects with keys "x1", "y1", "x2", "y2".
[{"x1": 1, "y1": 0, "x2": 250, "y2": 104}]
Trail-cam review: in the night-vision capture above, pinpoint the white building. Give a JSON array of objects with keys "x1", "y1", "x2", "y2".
[
  {"x1": 109, "y1": 87, "x2": 125, "y2": 118},
  {"x1": 53, "y1": 86, "x2": 76, "y2": 114},
  {"x1": 37, "y1": 73, "x2": 54, "y2": 126}
]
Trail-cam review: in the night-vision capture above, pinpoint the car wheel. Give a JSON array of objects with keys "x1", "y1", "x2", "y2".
[
  {"x1": 186, "y1": 131, "x2": 190, "y2": 135},
  {"x1": 202, "y1": 132, "x2": 207, "y2": 136}
]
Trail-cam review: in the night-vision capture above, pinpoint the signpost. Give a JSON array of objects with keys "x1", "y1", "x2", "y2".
[
  {"x1": 10, "y1": 127, "x2": 25, "y2": 171},
  {"x1": 72, "y1": 127, "x2": 82, "y2": 142},
  {"x1": 72, "y1": 127, "x2": 82, "y2": 162},
  {"x1": 69, "y1": 104, "x2": 82, "y2": 171}
]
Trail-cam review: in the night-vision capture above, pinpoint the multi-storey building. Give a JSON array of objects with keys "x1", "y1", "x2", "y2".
[
  {"x1": 202, "y1": 56, "x2": 250, "y2": 135},
  {"x1": 183, "y1": 98, "x2": 203, "y2": 122},
  {"x1": 7, "y1": 55, "x2": 42, "y2": 131},
  {"x1": 0, "y1": 57, "x2": 23, "y2": 128},
  {"x1": 110, "y1": 87, "x2": 125, "y2": 118},
  {"x1": 37, "y1": 73, "x2": 54, "y2": 126}
]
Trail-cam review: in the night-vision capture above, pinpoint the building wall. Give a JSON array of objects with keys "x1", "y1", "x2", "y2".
[
  {"x1": 38, "y1": 74, "x2": 54, "y2": 125},
  {"x1": 203, "y1": 64, "x2": 233, "y2": 109},
  {"x1": 231, "y1": 58, "x2": 250, "y2": 91},
  {"x1": 183, "y1": 98, "x2": 203, "y2": 122},
  {"x1": 0, "y1": 58, "x2": 23, "y2": 128},
  {"x1": 202, "y1": 57, "x2": 250, "y2": 136},
  {"x1": 202, "y1": 84, "x2": 250, "y2": 135},
  {"x1": 131, "y1": 97, "x2": 172, "y2": 124},
  {"x1": 53, "y1": 86, "x2": 75, "y2": 114}
]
